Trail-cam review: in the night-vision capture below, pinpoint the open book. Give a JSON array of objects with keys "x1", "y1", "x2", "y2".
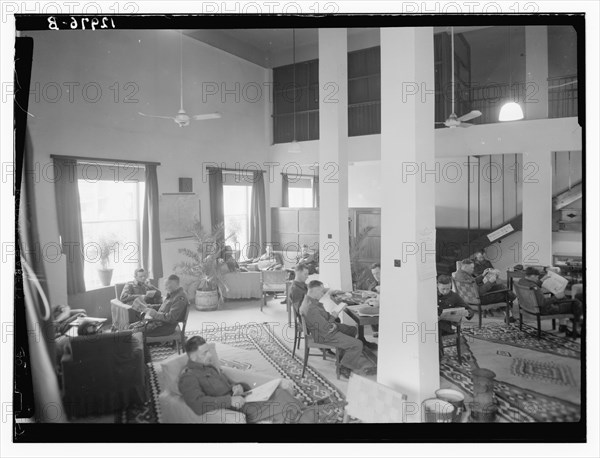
[
  {"x1": 542, "y1": 270, "x2": 569, "y2": 297},
  {"x1": 242, "y1": 378, "x2": 281, "y2": 403}
]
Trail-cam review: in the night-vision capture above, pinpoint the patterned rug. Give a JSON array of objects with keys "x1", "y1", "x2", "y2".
[
  {"x1": 461, "y1": 322, "x2": 581, "y2": 359},
  {"x1": 440, "y1": 323, "x2": 581, "y2": 423},
  {"x1": 118, "y1": 322, "x2": 347, "y2": 423}
]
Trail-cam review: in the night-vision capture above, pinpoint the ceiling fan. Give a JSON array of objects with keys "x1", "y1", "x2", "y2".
[
  {"x1": 138, "y1": 31, "x2": 221, "y2": 127},
  {"x1": 436, "y1": 27, "x2": 482, "y2": 128}
]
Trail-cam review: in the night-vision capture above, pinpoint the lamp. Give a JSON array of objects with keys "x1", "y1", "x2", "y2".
[
  {"x1": 289, "y1": 28, "x2": 302, "y2": 153},
  {"x1": 499, "y1": 26, "x2": 524, "y2": 122}
]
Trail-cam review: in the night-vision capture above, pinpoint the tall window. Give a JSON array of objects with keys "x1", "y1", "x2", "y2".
[
  {"x1": 223, "y1": 173, "x2": 252, "y2": 261},
  {"x1": 78, "y1": 167, "x2": 145, "y2": 290},
  {"x1": 272, "y1": 59, "x2": 320, "y2": 143},
  {"x1": 288, "y1": 176, "x2": 314, "y2": 208},
  {"x1": 348, "y1": 46, "x2": 381, "y2": 136}
]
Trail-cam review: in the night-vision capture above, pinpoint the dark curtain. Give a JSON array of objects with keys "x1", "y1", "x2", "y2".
[
  {"x1": 54, "y1": 157, "x2": 86, "y2": 294},
  {"x1": 281, "y1": 173, "x2": 289, "y2": 207},
  {"x1": 142, "y1": 165, "x2": 163, "y2": 280},
  {"x1": 19, "y1": 129, "x2": 67, "y2": 422},
  {"x1": 248, "y1": 171, "x2": 267, "y2": 259},
  {"x1": 208, "y1": 168, "x2": 224, "y2": 231},
  {"x1": 312, "y1": 175, "x2": 320, "y2": 208}
]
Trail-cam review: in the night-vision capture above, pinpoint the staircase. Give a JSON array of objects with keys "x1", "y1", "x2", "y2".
[{"x1": 435, "y1": 151, "x2": 582, "y2": 276}]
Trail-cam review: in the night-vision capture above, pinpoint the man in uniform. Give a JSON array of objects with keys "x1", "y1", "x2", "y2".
[
  {"x1": 178, "y1": 336, "x2": 341, "y2": 423},
  {"x1": 129, "y1": 274, "x2": 188, "y2": 337},
  {"x1": 120, "y1": 267, "x2": 162, "y2": 305},
  {"x1": 300, "y1": 280, "x2": 376, "y2": 378}
]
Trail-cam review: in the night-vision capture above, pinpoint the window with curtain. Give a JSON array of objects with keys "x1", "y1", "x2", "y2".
[
  {"x1": 288, "y1": 176, "x2": 314, "y2": 208},
  {"x1": 223, "y1": 173, "x2": 253, "y2": 261},
  {"x1": 77, "y1": 165, "x2": 145, "y2": 290}
]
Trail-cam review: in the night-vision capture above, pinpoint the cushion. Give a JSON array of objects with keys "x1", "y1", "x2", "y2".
[
  {"x1": 454, "y1": 280, "x2": 481, "y2": 305},
  {"x1": 160, "y1": 342, "x2": 220, "y2": 396}
]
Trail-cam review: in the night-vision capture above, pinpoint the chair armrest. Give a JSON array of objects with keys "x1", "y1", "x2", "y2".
[{"x1": 480, "y1": 288, "x2": 510, "y2": 296}]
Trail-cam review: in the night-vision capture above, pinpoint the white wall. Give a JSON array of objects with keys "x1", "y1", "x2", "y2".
[{"x1": 27, "y1": 29, "x2": 270, "y2": 304}]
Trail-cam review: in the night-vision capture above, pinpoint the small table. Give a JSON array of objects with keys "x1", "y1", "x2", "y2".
[
  {"x1": 343, "y1": 305, "x2": 379, "y2": 341},
  {"x1": 110, "y1": 299, "x2": 139, "y2": 330}
]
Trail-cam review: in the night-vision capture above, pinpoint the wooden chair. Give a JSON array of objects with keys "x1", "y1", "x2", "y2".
[
  {"x1": 297, "y1": 311, "x2": 341, "y2": 379},
  {"x1": 452, "y1": 274, "x2": 510, "y2": 328},
  {"x1": 290, "y1": 302, "x2": 304, "y2": 358},
  {"x1": 513, "y1": 281, "x2": 577, "y2": 339},
  {"x1": 260, "y1": 269, "x2": 289, "y2": 311},
  {"x1": 145, "y1": 304, "x2": 190, "y2": 354},
  {"x1": 343, "y1": 373, "x2": 407, "y2": 423},
  {"x1": 438, "y1": 316, "x2": 463, "y2": 364}
]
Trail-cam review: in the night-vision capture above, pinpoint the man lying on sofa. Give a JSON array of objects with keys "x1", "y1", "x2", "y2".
[{"x1": 178, "y1": 335, "x2": 340, "y2": 423}]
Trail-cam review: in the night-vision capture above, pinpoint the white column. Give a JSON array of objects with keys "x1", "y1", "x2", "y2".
[
  {"x1": 522, "y1": 150, "x2": 553, "y2": 265},
  {"x1": 525, "y1": 26, "x2": 549, "y2": 120},
  {"x1": 377, "y1": 27, "x2": 440, "y2": 421},
  {"x1": 318, "y1": 28, "x2": 352, "y2": 291}
]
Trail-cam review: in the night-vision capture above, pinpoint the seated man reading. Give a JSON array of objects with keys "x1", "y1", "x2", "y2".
[
  {"x1": 455, "y1": 259, "x2": 515, "y2": 306},
  {"x1": 288, "y1": 263, "x2": 310, "y2": 313},
  {"x1": 300, "y1": 280, "x2": 376, "y2": 378},
  {"x1": 472, "y1": 249, "x2": 495, "y2": 277},
  {"x1": 518, "y1": 267, "x2": 583, "y2": 337},
  {"x1": 178, "y1": 336, "x2": 340, "y2": 423},
  {"x1": 437, "y1": 275, "x2": 474, "y2": 335},
  {"x1": 240, "y1": 244, "x2": 283, "y2": 271},
  {"x1": 129, "y1": 274, "x2": 188, "y2": 337},
  {"x1": 296, "y1": 244, "x2": 319, "y2": 275},
  {"x1": 218, "y1": 245, "x2": 240, "y2": 273},
  {"x1": 120, "y1": 267, "x2": 162, "y2": 305}
]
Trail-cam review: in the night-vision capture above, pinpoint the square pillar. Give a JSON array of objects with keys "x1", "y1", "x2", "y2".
[
  {"x1": 525, "y1": 26, "x2": 549, "y2": 119},
  {"x1": 522, "y1": 150, "x2": 553, "y2": 265},
  {"x1": 318, "y1": 28, "x2": 352, "y2": 291},
  {"x1": 377, "y1": 27, "x2": 440, "y2": 420}
]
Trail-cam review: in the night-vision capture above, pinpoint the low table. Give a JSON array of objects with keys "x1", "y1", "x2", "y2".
[
  {"x1": 110, "y1": 299, "x2": 140, "y2": 330},
  {"x1": 343, "y1": 305, "x2": 379, "y2": 341}
]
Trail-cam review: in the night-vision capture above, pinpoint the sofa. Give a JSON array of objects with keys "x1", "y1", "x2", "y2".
[
  {"x1": 221, "y1": 271, "x2": 262, "y2": 300},
  {"x1": 157, "y1": 343, "x2": 294, "y2": 423}
]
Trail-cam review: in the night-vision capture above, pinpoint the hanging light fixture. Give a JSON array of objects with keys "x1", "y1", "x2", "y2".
[
  {"x1": 289, "y1": 28, "x2": 302, "y2": 153},
  {"x1": 499, "y1": 26, "x2": 524, "y2": 122}
]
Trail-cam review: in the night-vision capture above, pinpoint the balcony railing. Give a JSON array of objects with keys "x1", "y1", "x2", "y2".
[
  {"x1": 548, "y1": 75, "x2": 578, "y2": 119},
  {"x1": 436, "y1": 76, "x2": 578, "y2": 126}
]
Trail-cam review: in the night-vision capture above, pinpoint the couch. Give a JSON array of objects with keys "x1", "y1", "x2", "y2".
[
  {"x1": 221, "y1": 271, "x2": 262, "y2": 300},
  {"x1": 157, "y1": 343, "x2": 294, "y2": 423}
]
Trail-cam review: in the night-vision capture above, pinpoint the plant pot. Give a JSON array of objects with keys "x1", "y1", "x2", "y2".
[
  {"x1": 98, "y1": 268, "x2": 114, "y2": 287},
  {"x1": 195, "y1": 290, "x2": 219, "y2": 311}
]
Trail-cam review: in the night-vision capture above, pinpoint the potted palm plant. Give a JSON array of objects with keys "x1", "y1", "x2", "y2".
[
  {"x1": 349, "y1": 225, "x2": 375, "y2": 290},
  {"x1": 96, "y1": 236, "x2": 119, "y2": 286},
  {"x1": 175, "y1": 222, "x2": 233, "y2": 311}
]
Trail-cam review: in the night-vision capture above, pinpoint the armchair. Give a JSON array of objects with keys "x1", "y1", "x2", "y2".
[
  {"x1": 260, "y1": 270, "x2": 290, "y2": 311},
  {"x1": 61, "y1": 330, "x2": 146, "y2": 417},
  {"x1": 452, "y1": 273, "x2": 510, "y2": 328},
  {"x1": 157, "y1": 346, "x2": 294, "y2": 423},
  {"x1": 513, "y1": 282, "x2": 579, "y2": 338}
]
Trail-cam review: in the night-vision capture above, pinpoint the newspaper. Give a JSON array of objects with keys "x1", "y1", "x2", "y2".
[
  {"x1": 242, "y1": 378, "x2": 281, "y2": 403},
  {"x1": 541, "y1": 270, "x2": 569, "y2": 297}
]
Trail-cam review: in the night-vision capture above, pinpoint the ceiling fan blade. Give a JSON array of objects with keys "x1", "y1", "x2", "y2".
[
  {"x1": 138, "y1": 112, "x2": 176, "y2": 120},
  {"x1": 192, "y1": 113, "x2": 222, "y2": 121},
  {"x1": 459, "y1": 122, "x2": 474, "y2": 128},
  {"x1": 457, "y1": 110, "x2": 482, "y2": 122}
]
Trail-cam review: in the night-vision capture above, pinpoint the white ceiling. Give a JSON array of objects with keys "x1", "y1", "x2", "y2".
[{"x1": 184, "y1": 26, "x2": 493, "y2": 68}]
